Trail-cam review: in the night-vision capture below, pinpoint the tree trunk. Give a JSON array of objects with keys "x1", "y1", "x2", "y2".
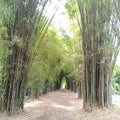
[
  {"x1": 73, "y1": 81, "x2": 77, "y2": 93},
  {"x1": 1, "y1": 44, "x2": 28, "y2": 115},
  {"x1": 78, "y1": 81, "x2": 82, "y2": 99},
  {"x1": 77, "y1": 0, "x2": 112, "y2": 111}
]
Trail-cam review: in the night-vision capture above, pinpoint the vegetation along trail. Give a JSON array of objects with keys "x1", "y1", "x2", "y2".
[
  {"x1": 0, "y1": 0, "x2": 120, "y2": 120},
  {"x1": 0, "y1": 89, "x2": 120, "y2": 120}
]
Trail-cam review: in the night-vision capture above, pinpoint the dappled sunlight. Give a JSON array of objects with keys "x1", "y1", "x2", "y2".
[
  {"x1": 24, "y1": 101, "x2": 44, "y2": 108},
  {"x1": 52, "y1": 104, "x2": 75, "y2": 111}
]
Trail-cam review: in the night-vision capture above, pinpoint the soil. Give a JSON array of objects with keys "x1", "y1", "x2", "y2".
[{"x1": 0, "y1": 89, "x2": 120, "y2": 120}]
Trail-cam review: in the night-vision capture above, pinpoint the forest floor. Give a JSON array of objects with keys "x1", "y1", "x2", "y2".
[{"x1": 0, "y1": 89, "x2": 120, "y2": 120}]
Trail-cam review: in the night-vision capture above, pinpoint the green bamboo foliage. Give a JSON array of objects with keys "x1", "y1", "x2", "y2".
[
  {"x1": 77, "y1": 0, "x2": 119, "y2": 110},
  {"x1": 0, "y1": 0, "x2": 62, "y2": 115}
]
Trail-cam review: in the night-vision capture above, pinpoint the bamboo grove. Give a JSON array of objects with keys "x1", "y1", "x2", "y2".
[
  {"x1": 0, "y1": 0, "x2": 62, "y2": 115},
  {"x1": 0, "y1": 0, "x2": 120, "y2": 116},
  {"x1": 77, "y1": 0, "x2": 120, "y2": 110}
]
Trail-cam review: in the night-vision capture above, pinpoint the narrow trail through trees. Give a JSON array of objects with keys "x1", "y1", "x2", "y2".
[{"x1": 0, "y1": 90, "x2": 120, "y2": 120}]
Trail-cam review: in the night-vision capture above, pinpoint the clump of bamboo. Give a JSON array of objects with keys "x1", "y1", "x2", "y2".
[
  {"x1": 0, "y1": 0, "x2": 62, "y2": 115},
  {"x1": 77, "y1": 0, "x2": 119, "y2": 111}
]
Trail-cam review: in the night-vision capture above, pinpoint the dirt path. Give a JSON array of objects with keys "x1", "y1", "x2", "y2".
[{"x1": 0, "y1": 89, "x2": 120, "y2": 120}]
